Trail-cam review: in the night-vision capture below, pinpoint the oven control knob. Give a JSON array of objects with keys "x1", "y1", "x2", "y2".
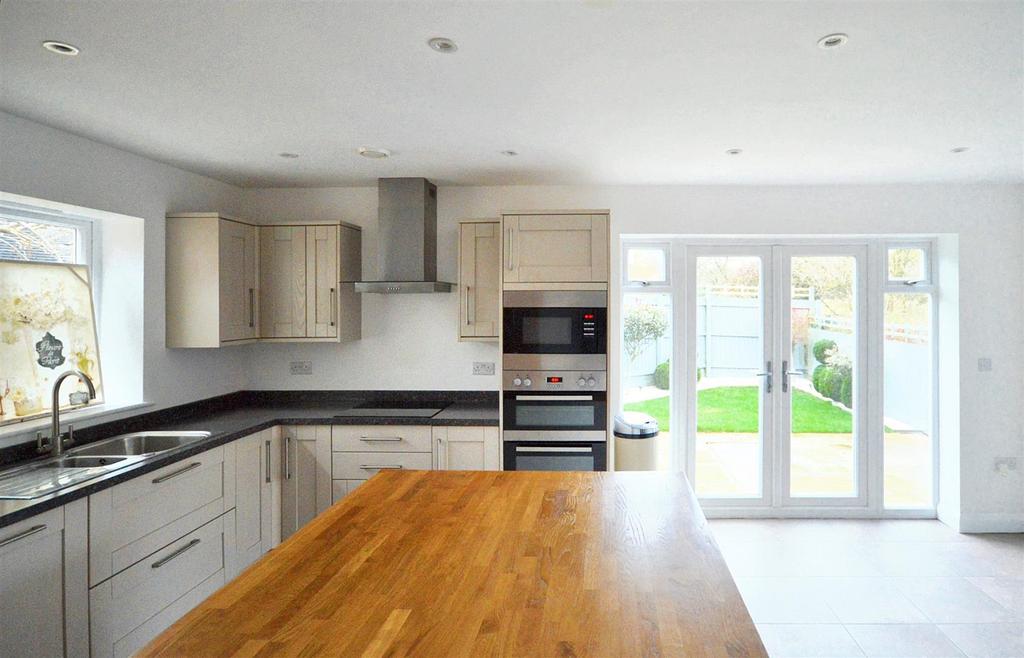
[
  {"x1": 577, "y1": 377, "x2": 587, "y2": 387},
  {"x1": 512, "y1": 377, "x2": 523, "y2": 387},
  {"x1": 587, "y1": 377, "x2": 597, "y2": 387},
  {"x1": 523, "y1": 377, "x2": 533, "y2": 387}
]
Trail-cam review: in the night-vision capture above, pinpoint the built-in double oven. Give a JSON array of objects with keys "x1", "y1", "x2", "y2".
[{"x1": 502, "y1": 291, "x2": 608, "y2": 472}]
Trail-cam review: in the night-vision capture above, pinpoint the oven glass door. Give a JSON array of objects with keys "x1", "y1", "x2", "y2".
[
  {"x1": 503, "y1": 307, "x2": 605, "y2": 354},
  {"x1": 503, "y1": 392, "x2": 606, "y2": 432},
  {"x1": 505, "y1": 442, "x2": 607, "y2": 471}
]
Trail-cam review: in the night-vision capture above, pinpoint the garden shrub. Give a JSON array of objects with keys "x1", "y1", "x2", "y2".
[
  {"x1": 812, "y1": 365, "x2": 832, "y2": 397},
  {"x1": 813, "y1": 339, "x2": 837, "y2": 364},
  {"x1": 654, "y1": 360, "x2": 670, "y2": 390},
  {"x1": 839, "y1": 374, "x2": 853, "y2": 408}
]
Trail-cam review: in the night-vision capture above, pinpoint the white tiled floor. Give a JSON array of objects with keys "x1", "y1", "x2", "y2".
[{"x1": 709, "y1": 520, "x2": 1024, "y2": 657}]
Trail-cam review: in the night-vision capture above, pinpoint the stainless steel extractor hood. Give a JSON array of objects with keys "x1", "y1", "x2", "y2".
[{"x1": 355, "y1": 177, "x2": 454, "y2": 294}]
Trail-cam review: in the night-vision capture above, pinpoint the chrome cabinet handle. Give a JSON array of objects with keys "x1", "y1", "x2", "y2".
[
  {"x1": 359, "y1": 464, "x2": 404, "y2": 470},
  {"x1": 359, "y1": 436, "x2": 403, "y2": 442},
  {"x1": 0, "y1": 524, "x2": 47, "y2": 548},
  {"x1": 330, "y1": 287, "x2": 336, "y2": 327},
  {"x1": 151, "y1": 538, "x2": 200, "y2": 569},
  {"x1": 284, "y1": 435, "x2": 291, "y2": 480},
  {"x1": 265, "y1": 439, "x2": 271, "y2": 483},
  {"x1": 515, "y1": 446, "x2": 591, "y2": 454},
  {"x1": 781, "y1": 360, "x2": 806, "y2": 393},
  {"x1": 466, "y1": 285, "x2": 473, "y2": 325},
  {"x1": 248, "y1": 288, "x2": 255, "y2": 328},
  {"x1": 505, "y1": 228, "x2": 513, "y2": 270},
  {"x1": 152, "y1": 462, "x2": 201, "y2": 484},
  {"x1": 437, "y1": 437, "x2": 446, "y2": 469},
  {"x1": 755, "y1": 360, "x2": 773, "y2": 394}
]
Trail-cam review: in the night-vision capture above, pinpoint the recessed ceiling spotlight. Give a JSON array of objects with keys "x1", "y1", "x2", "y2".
[
  {"x1": 42, "y1": 40, "x2": 79, "y2": 56},
  {"x1": 278, "y1": 152, "x2": 299, "y2": 159},
  {"x1": 950, "y1": 146, "x2": 970, "y2": 153},
  {"x1": 725, "y1": 148, "x2": 743, "y2": 156},
  {"x1": 358, "y1": 147, "x2": 391, "y2": 159},
  {"x1": 817, "y1": 33, "x2": 848, "y2": 49},
  {"x1": 500, "y1": 150, "x2": 518, "y2": 157},
  {"x1": 427, "y1": 37, "x2": 458, "y2": 54}
]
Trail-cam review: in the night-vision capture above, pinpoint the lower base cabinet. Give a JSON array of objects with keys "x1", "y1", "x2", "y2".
[
  {"x1": 434, "y1": 426, "x2": 501, "y2": 471},
  {"x1": 89, "y1": 513, "x2": 233, "y2": 658},
  {"x1": 232, "y1": 428, "x2": 280, "y2": 576},
  {"x1": 0, "y1": 500, "x2": 88, "y2": 658},
  {"x1": 280, "y1": 425, "x2": 331, "y2": 541}
]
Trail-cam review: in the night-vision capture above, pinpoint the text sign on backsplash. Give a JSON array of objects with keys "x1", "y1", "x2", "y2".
[{"x1": 35, "y1": 332, "x2": 66, "y2": 369}]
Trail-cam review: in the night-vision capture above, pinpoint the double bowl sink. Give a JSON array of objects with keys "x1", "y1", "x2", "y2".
[{"x1": 0, "y1": 431, "x2": 211, "y2": 500}]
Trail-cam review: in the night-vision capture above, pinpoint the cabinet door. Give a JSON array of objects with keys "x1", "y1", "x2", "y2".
[
  {"x1": 232, "y1": 429, "x2": 277, "y2": 574},
  {"x1": 280, "y1": 426, "x2": 331, "y2": 541},
  {"x1": 0, "y1": 502, "x2": 88, "y2": 658},
  {"x1": 504, "y1": 214, "x2": 608, "y2": 283},
  {"x1": 459, "y1": 222, "x2": 500, "y2": 339},
  {"x1": 259, "y1": 226, "x2": 307, "y2": 338},
  {"x1": 337, "y1": 225, "x2": 362, "y2": 342},
  {"x1": 218, "y1": 220, "x2": 257, "y2": 341},
  {"x1": 434, "y1": 426, "x2": 500, "y2": 471},
  {"x1": 306, "y1": 225, "x2": 339, "y2": 338}
]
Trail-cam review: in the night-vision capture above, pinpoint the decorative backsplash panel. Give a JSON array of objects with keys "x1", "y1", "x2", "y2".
[{"x1": 0, "y1": 260, "x2": 103, "y2": 426}]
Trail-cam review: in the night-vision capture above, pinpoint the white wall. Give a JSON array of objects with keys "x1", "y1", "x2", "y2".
[
  {"x1": 0, "y1": 111, "x2": 249, "y2": 411},
  {"x1": 241, "y1": 183, "x2": 1023, "y2": 530}
]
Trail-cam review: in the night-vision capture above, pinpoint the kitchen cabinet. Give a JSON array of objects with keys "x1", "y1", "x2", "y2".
[
  {"x1": 0, "y1": 500, "x2": 88, "y2": 658},
  {"x1": 166, "y1": 213, "x2": 258, "y2": 347},
  {"x1": 232, "y1": 428, "x2": 280, "y2": 575},
  {"x1": 330, "y1": 425, "x2": 432, "y2": 502},
  {"x1": 259, "y1": 225, "x2": 308, "y2": 338},
  {"x1": 502, "y1": 212, "x2": 609, "y2": 285},
  {"x1": 280, "y1": 425, "x2": 331, "y2": 541},
  {"x1": 458, "y1": 220, "x2": 500, "y2": 340},
  {"x1": 433, "y1": 426, "x2": 500, "y2": 471},
  {"x1": 260, "y1": 223, "x2": 363, "y2": 342}
]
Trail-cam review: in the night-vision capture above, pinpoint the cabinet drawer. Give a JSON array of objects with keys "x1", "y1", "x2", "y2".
[
  {"x1": 332, "y1": 451, "x2": 432, "y2": 480},
  {"x1": 331, "y1": 479, "x2": 367, "y2": 503},
  {"x1": 89, "y1": 447, "x2": 230, "y2": 584},
  {"x1": 90, "y1": 515, "x2": 226, "y2": 658},
  {"x1": 331, "y1": 425, "x2": 431, "y2": 453}
]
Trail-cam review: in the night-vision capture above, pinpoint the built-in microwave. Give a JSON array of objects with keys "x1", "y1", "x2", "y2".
[{"x1": 503, "y1": 290, "x2": 606, "y2": 358}]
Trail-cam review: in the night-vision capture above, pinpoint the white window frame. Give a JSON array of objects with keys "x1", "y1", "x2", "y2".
[
  {"x1": 622, "y1": 241, "x2": 672, "y2": 290},
  {"x1": 884, "y1": 239, "x2": 934, "y2": 288}
]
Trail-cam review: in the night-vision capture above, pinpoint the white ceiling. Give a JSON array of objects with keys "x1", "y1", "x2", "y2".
[{"x1": 1, "y1": 1, "x2": 1021, "y2": 188}]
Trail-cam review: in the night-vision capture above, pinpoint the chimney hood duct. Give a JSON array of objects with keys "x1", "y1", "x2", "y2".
[{"x1": 355, "y1": 177, "x2": 454, "y2": 294}]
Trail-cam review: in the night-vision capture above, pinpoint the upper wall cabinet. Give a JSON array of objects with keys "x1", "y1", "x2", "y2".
[
  {"x1": 167, "y1": 213, "x2": 258, "y2": 347},
  {"x1": 458, "y1": 220, "x2": 500, "y2": 341},
  {"x1": 167, "y1": 214, "x2": 362, "y2": 347},
  {"x1": 502, "y1": 212, "x2": 609, "y2": 286}
]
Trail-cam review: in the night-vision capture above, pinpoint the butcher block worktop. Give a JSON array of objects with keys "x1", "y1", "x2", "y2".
[{"x1": 140, "y1": 470, "x2": 766, "y2": 657}]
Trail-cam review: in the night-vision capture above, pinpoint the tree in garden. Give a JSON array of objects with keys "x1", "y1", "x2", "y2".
[{"x1": 623, "y1": 304, "x2": 668, "y2": 363}]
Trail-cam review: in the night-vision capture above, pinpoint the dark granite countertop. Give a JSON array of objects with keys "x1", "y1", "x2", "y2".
[{"x1": 0, "y1": 390, "x2": 497, "y2": 529}]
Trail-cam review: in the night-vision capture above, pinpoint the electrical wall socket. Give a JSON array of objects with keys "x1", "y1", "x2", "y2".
[
  {"x1": 978, "y1": 357, "x2": 993, "y2": 372},
  {"x1": 289, "y1": 361, "x2": 313, "y2": 376},
  {"x1": 995, "y1": 457, "x2": 1018, "y2": 476},
  {"x1": 472, "y1": 361, "x2": 495, "y2": 376}
]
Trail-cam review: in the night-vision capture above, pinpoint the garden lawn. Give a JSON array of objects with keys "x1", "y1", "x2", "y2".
[{"x1": 623, "y1": 386, "x2": 853, "y2": 433}]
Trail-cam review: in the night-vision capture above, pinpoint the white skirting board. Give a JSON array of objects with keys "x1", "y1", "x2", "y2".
[{"x1": 957, "y1": 512, "x2": 1024, "y2": 534}]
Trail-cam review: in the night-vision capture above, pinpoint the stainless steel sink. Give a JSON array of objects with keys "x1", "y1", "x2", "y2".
[
  {"x1": 0, "y1": 431, "x2": 211, "y2": 500},
  {"x1": 70, "y1": 431, "x2": 211, "y2": 457}
]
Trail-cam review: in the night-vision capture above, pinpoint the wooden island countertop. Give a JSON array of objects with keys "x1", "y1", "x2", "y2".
[{"x1": 140, "y1": 470, "x2": 766, "y2": 657}]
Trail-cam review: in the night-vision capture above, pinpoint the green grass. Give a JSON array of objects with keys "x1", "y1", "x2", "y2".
[{"x1": 623, "y1": 386, "x2": 853, "y2": 433}]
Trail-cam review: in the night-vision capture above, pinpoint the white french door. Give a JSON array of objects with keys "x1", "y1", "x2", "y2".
[{"x1": 685, "y1": 244, "x2": 868, "y2": 512}]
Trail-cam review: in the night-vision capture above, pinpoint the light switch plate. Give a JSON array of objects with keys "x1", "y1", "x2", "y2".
[
  {"x1": 978, "y1": 357, "x2": 993, "y2": 372},
  {"x1": 290, "y1": 360, "x2": 313, "y2": 376},
  {"x1": 472, "y1": 361, "x2": 495, "y2": 376}
]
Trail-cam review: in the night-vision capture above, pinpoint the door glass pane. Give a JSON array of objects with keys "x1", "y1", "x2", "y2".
[
  {"x1": 517, "y1": 404, "x2": 595, "y2": 428},
  {"x1": 694, "y1": 257, "x2": 764, "y2": 497},
  {"x1": 789, "y1": 256, "x2": 857, "y2": 498},
  {"x1": 621, "y1": 292, "x2": 671, "y2": 470},
  {"x1": 884, "y1": 293, "x2": 933, "y2": 508}
]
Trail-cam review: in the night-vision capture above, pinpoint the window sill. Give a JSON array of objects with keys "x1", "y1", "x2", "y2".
[{"x1": 0, "y1": 401, "x2": 153, "y2": 448}]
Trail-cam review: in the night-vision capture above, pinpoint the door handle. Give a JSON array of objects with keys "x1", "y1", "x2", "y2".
[
  {"x1": 359, "y1": 464, "x2": 404, "y2": 470},
  {"x1": 505, "y1": 228, "x2": 513, "y2": 270},
  {"x1": 754, "y1": 360, "x2": 773, "y2": 394},
  {"x1": 151, "y1": 538, "x2": 200, "y2": 569},
  {"x1": 781, "y1": 360, "x2": 806, "y2": 393},
  {"x1": 359, "y1": 436, "x2": 404, "y2": 442},
  {"x1": 0, "y1": 524, "x2": 46, "y2": 548},
  {"x1": 330, "y1": 287, "x2": 337, "y2": 327},
  {"x1": 248, "y1": 288, "x2": 255, "y2": 328},
  {"x1": 466, "y1": 285, "x2": 472, "y2": 325},
  {"x1": 265, "y1": 439, "x2": 271, "y2": 483},
  {"x1": 284, "y1": 435, "x2": 291, "y2": 480},
  {"x1": 152, "y1": 462, "x2": 201, "y2": 484}
]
